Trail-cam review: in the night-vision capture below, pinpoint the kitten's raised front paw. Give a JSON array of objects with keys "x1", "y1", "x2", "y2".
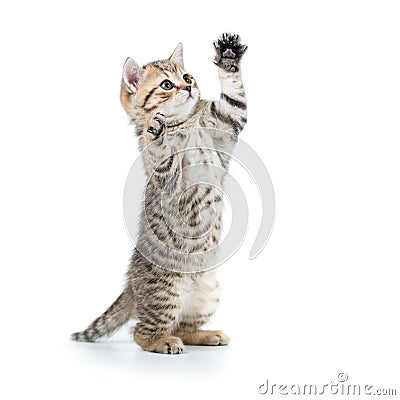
[
  {"x1": 213, "y1": 33, "x2": 247, "y2": 72},
  {"x1": 147, "y1": 112, "x2": 166, "y2": 137}
]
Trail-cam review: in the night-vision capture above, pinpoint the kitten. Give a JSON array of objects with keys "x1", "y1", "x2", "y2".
[{"x1": 72, "y1": 33, "x2": 247, "y2": 354}]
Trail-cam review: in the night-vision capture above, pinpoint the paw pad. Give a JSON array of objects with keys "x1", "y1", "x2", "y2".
[
  {"x1": 222, "y1": 48, "x2": 236, "y2": 58},
  {"x1": 213, "y1": 32, "x2": 247, "y2": 72}
]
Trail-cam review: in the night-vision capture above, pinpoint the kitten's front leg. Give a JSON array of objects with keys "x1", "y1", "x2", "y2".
[
  {"x1": 145, "y1": 111, "x2": 166, "y2": 138},
  {"x1": 206, "y1": 33, "x2": 248, "y2": 137},
  {"x1": 142, "y1": 112, "x2": 182, "y2": 190}
]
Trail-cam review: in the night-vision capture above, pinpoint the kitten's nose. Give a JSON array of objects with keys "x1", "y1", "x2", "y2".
[{"x1": 183, "y1": 85, "x2": 191, "y2": 92}]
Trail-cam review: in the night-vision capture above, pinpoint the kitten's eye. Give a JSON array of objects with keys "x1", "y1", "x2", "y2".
[
  {"x1": 160, "y1": 80, "x2": 174, "y2": 90},
  {"x1": 183, "y1": 74, "x2": 192, "y2": 84}
]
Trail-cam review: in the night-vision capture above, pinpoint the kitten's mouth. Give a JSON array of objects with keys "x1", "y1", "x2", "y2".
[{"x1": 176, "y1": 92, "x2": 195, "y2": 106}]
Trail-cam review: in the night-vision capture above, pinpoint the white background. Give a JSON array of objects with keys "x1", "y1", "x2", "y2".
[{"x1": 1, "y1": 1, "x2": 399, "y2": 399}]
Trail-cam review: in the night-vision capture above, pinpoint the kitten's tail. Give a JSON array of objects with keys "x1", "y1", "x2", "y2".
[{"x1": 71, "y1": 289, "x2": 134, "y2": 342}]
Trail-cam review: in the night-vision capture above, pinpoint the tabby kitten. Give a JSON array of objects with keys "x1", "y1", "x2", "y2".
[{"x1": 72, "y1": 33, "x2": 247, "y2": 354}]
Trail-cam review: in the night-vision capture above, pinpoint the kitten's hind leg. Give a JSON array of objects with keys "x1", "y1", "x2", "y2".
[
  {"x1": 174, "y1": 329, "x2": 230, "y2": 346},
  {"x1": 172, "y1": 272, "x2": 229, "y2": 347},
  {"x1": 132, "y1": 272, "x2": 186, "y2": 354},
  {"x1": 133, "y1": 327, "x2": 185, "y2": 354}
]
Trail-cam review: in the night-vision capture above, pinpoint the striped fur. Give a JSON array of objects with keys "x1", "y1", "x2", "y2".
[
  {"x1": 72, "y1": 33, "x2": 247, "y2": 354},
  {"x1": 71, "y1": 289, "x2": 134, "y2": 342}
]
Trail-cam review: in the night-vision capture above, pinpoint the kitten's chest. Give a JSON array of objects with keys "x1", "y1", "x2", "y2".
[{"x1": 180, "y1": 130, "x2": 225, "y2": 187}]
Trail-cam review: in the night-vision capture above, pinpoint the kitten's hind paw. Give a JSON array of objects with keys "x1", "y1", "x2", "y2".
[
  {"x1": 213, "y1": 32, "x2": 247, "y2": 72},
  {"x1": 136, "y1": 335, "x2": 185, "y2": 355},
  {"x1": 147, "y1": 112, "x2": 166, "y2": 137}
]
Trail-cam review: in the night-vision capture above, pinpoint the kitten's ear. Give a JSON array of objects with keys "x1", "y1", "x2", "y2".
[
  {"x1": 122, "y1": 57, "x2": 142, "y2": 94},
  {"x1": 169, "y1": 43, "x2": 184, "y2": 66}
]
